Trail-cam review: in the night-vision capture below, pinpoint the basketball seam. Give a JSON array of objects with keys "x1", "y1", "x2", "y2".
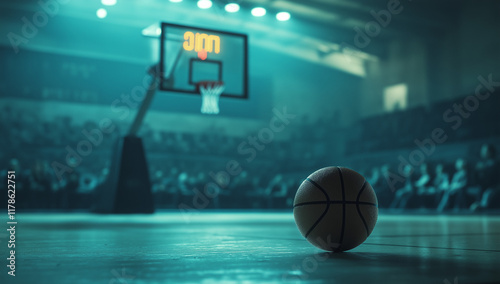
[
  {"x1": 356, "y1": 181, "x2": 370, "y2": 237},
  {"x1": 337, "y1": 167, "x2": 346, "y2": 252},
  {"x1": 294, "y1": 201, "x2": 377, "y2": 207},
  {"x1": 303, "y1": 178, "x2": 330, "y2": 200},
  {"x1": 303, "y1": 178, "x2": 330, "y2": 238}
]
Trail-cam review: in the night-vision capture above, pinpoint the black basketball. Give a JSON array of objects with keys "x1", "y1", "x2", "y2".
[{"x1": 293, "y1": 167, "x2": 378, "y2": 252}]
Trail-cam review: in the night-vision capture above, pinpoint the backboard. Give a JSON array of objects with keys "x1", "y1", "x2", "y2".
[{"x1": 159, "y1": 22, "x2": 248, "y2": 99}]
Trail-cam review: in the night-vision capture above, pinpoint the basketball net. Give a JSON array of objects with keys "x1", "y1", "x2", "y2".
[{"x1": 198, "y1": 81, "x2": 225, "y2": 115}]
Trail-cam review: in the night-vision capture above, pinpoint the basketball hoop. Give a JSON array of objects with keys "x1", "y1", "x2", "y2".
[{"x1": 197, "y1": 81, "x2": 225, "y2": 115}]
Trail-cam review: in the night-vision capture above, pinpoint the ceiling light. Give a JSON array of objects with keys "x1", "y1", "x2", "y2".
[
  {"x1": 225, "y1": 3, "x2": 240, "y2": 13},
  {"x1": 96, "y1": 8, "x2": 107, "y2": 18},
  {"x1": 197, "y1": 0, "x2": 213, "y2": 9},
  {"x1": 276, "y1": 12, "x2": 290, "y2": 21},
  {"x1": 101, "y1": 0, "x2": 116, "y2": 6},
  {"x1": 251, "y1": 7, "x2": 266, "y2": 17}
]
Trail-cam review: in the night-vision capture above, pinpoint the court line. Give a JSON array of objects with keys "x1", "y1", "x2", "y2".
[
  {"x1": 374, "y1": 232, "x2": 500, "y2": 238},
  {"x1": 362, "y1": 242, "x2": 500, "y2": 253},
  {"x1": 212, "y1": 233, "x2": 500, "y2": 253}
]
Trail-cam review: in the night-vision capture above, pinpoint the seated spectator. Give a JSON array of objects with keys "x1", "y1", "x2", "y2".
[
  {"x1": 285, "y1": 177, "x2": 300, "y2": 208},
  {"x1": 245, "y1": 177, "x2": 265, "y2": 208},
  {"x1": 164, "y1": 167, "x2": 181, "y2": 207},
  {"x1": 390, "y1": 165, "x2": 415, "y2": 209},
  {"x1": 471, "y1": 144, "x2": 500, "y2": 210},
  {"x1": 427, "y1": 164, "x2": 450, "y2": 207},
  {"x1": 263, "y1": 174, "x2": 288, "y2": 208},
  {"x1": 370, "y1": 165, "x2": 393, "y2": 208},
  {"x1": 230, "y1": 171, "x2": 251, "y2": 208},
  {"x1": 152, "y1": 170, "x2": 168, "y2": 208},
  {"x1": 59, "y1": 170, "x2": 80, "y2": 210},
  {"x1": 29, "y1": 160, "x2": 60, "y2": 209},
  {"x1": 177, "y1": 172, "x2": 193, "y2": 198},
  {"x1": 366, "y1": 167, "x2": 380, "y2": 186},
  {"x1": 438, "y1": 159, "x2": 468, "y2": 211},
  {"x1": 414, "y1": 163, "x2": 434, "y2": 208}
]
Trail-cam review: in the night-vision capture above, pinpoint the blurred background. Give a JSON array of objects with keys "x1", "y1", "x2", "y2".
[{"x1": 0, "y1": 0, "x2": 499, "y2": 212}]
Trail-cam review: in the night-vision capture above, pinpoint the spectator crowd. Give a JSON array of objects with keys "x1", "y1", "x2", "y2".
[
  {"x1": 2, "y1": 91, "x2": 500, "y2": 211},
  {"x1": 366, "y1": 144, "x2": 500, "y2": 211}
]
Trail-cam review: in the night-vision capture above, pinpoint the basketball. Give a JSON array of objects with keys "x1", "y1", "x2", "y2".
[{"x1": 293, "y1": 167, "x2": 378, "y2": 252}]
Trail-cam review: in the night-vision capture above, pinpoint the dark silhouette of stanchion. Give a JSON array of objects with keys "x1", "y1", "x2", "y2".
[{"x1": 95, "y1": 65, "x2": 159, "y2": 214}]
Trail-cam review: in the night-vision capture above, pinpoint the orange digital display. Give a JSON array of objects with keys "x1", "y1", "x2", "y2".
[{"x1": 183, "y1": 31, "x2": 221, "y2": 54}]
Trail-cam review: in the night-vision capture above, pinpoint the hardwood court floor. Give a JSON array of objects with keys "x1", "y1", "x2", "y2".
[{"x1": 5, "y1": 212, "x2": 500, "y2": 284}]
